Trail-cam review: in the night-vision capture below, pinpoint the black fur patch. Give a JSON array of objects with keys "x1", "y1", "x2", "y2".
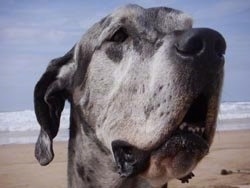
[
  {"x1": 100, "y1": 16, "x2": 112, "y2": 28},
  {"x1": 77, "y1": 163, "x2": 85, "y2": 180},
  {"x1": 133, "y1": 38, "x2": 143, "y2": 54},
  {"x1": 105, "y1": 43, "x2": 123, "y2": 63},
  {"x1": 155, "y1": 40, "x2": 163, "y2": 50},
  {"x1": 73, "y1": 45, "x2": 93, "y2": 88},
  {"x1": 112, "y1": 140, "x2": 150, "y2": 177}
]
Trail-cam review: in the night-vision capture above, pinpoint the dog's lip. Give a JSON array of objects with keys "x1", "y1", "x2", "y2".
[
  {"x1": 150, "y1": 121, "x2": 211, "y2": 164},
  {"x1": 152, "y1": 122, "x2": 210, "y2": 157}
]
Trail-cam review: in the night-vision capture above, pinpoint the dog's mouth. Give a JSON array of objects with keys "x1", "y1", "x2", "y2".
[
  {"x1": 112, "y1": 91, "x2": 219, "y2": 186},
  {"x1": 139, "y1": 91, "x2": 218, "y2": 186},
  {"x1": 162, "y1": 92, "x2": 210, "y2": 156},
  {"x1": 168, "y1": 92, "x2": 211, "y2": 154}
]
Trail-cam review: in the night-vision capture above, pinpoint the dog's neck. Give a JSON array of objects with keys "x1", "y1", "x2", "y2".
[{"x1": 67, "y1": 108, "x2": 154, "y2": 188}]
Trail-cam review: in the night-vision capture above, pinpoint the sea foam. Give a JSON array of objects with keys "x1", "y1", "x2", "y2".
[{"x1": 0, "y1": 102, "x2": 249, "y2": 144}]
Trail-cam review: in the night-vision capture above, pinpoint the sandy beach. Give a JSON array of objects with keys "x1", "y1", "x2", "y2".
[{"x1": 0, "y1": 130, "x2": 250, "y2": 188}]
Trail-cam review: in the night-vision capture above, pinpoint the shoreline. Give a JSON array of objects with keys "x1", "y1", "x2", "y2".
[
  {"x1": 1, "y1": 130, "x2": 250, "y2": 188},
  {"x1": 1, "y1": 127, "x2": 250, "y2": 146}
]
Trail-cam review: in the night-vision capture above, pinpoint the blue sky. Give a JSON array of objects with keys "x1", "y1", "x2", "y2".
[{"x1": 0, "y1": 0, "x2": 250, "y2": 111}]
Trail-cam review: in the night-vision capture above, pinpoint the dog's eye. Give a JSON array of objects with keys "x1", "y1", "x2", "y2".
[{"x1": 109, "y1": 28, "x2": 128, "y2": 43}]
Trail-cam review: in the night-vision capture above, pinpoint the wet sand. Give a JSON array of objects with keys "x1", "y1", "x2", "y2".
[{"x1": 0, "y1": 130, "x2": 250, "y2": 188}]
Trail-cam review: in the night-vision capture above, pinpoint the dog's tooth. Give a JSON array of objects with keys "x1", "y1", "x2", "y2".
[
  {"x1": 201, "y1": 128, "x2": 205, "y2": 133},
  {"x1": 188, "y1": 127, "x2": 192, "y2": 132},
  {"x1": 179, "y1": 124, "x2": 185, "y2": 130},
  {"x1": 196, "y1": 127, "x2": 200, "y2": 132}
]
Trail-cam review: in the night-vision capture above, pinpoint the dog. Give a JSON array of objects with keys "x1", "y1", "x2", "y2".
[{"x1": 34, "y1": 4, "x2": 226, "y2": 188}]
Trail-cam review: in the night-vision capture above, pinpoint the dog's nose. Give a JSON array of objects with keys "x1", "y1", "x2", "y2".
[{"x1": 175, "y1": 28, "x2": 226, "y2": 64}]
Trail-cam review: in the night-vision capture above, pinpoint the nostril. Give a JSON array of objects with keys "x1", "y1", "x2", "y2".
[
  {"x1": 189, "y1": 37, "x2": 203, "y2": 55},
  {"x1": 175, "y1": 36, "x2": 204, "y2": 56}
]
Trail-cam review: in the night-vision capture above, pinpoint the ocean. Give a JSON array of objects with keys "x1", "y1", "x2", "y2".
[{"x1": 0, "y1": 102, "x2": 250, "y2": 145}]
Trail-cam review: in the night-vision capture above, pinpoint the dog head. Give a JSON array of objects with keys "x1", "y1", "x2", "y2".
[{"x1": 34, "y1": 4, "x2": 226, "y2": 186}]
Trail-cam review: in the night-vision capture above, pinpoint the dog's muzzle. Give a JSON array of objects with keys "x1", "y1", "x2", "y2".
[{"x1": 111, "y1": 28, "x2": 226, "y2": 186}]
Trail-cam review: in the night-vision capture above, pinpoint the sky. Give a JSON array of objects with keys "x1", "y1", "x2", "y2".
[{"x1": 0, "y1": 0, "x2": 250, "y2": 112}]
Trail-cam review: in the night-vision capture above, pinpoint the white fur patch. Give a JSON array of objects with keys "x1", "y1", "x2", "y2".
[
  {"x1": 178, "y1": 12, "x2": 193, "y2": 29},
  {"x1": 35, "y1": 129, "x2": 53, "y2": 166},
  {"x1": 57, "y1": 60, "x2": 76, "y2": 79}
]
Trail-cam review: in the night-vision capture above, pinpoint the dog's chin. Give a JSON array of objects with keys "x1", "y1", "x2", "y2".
[{"x1": 141, "y1": 130, "x2": 209, "y2": 187}]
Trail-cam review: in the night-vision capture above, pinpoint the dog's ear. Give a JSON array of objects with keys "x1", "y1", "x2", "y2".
[{"x1": 34, "y1": 46, "x2": 77, "y2": 166}]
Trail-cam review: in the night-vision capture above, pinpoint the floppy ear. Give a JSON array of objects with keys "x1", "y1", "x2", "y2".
[{"x1": 34, "y1": 46, "x2": 76, "y2": 165}]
